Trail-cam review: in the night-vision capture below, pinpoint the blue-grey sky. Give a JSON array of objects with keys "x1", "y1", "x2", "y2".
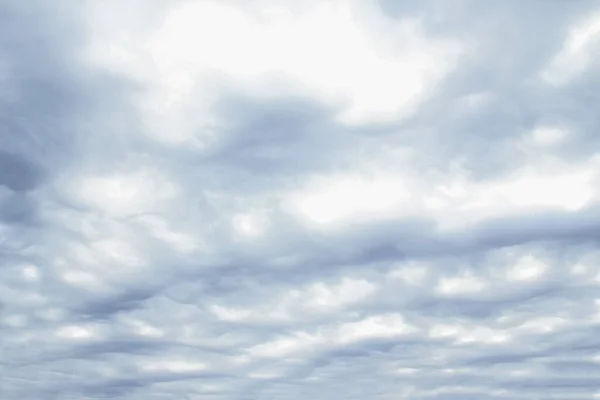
[{"x1": 2, "y1": 1, "x2": 600, "y2": 399}]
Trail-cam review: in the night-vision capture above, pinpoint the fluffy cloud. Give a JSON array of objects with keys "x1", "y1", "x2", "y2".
[{"x1": 3, "y1": 0, "x2": 600, "y2": 399}]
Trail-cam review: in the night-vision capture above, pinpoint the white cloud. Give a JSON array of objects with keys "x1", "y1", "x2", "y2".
[
  {"x1": 506, "y1": 254, "x2": 549, "y2": 282},
  {"x1": 248, "y1": 331, "x2": 325, "y2": 358},
  {"x1": 529, "y1": 126, "x2": 568, "y2": 147},
  {"x1": 140, "y1": 359, "x2": 207, "y2": 373},
  {"x1": 72, "y1": 168, "x2": 177, "y2": 217},
  {"x1": 335, "y1": 313, "x2": 414, "y2": 344},
  {"x1": 56, "y1": 324, "x2": 102, "y2": 341},
  {"x1": 388, "y1": 262, "x2": 429, "y2": 285},
  {"x1": 288, "y1": 172, "x2": 412, "y2": 228},
  {"x1": 542, "y1": 11, "x2": 600, "y2": 85},
  {"x1": 88, "y1": 0, "x2": 462, "y2": 146},
  {"x1": 436, "y1": 271, "x2": 488, "y2": 296}
]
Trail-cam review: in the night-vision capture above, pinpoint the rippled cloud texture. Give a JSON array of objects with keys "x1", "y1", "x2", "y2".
[{"x1": 3, "y1": 0, "x2": 600, "y2": 398}]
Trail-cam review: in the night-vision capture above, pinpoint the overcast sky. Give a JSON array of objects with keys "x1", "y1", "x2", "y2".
[{"x1": 2, "y1": 0, "x2": 600, "y2": 399}]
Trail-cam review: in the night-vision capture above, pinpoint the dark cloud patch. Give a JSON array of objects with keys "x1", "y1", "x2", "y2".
[
  {"x1": 199, "y1": 93, "x2": 381, "y2": 185},
  {"x1": 0, "y1": 150, "x2": 45, "y2": 192},
  {"x1": 0, "y1": 2, "x2": 87, "y2": 167},
  {"x1": 0, "y1": 192, "x2": 38, "y2": 224}
]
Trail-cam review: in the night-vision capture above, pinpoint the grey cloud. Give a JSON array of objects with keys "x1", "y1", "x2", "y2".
[
  {"x1": 3, "y1": 0, "x2": 600, "y2": 399},
  {"x1": 383, "y1": 0, "x2": 600, "y2": 179},
  {"x1": 0, "y1": 150, "x2": 45, "y2": 192}
]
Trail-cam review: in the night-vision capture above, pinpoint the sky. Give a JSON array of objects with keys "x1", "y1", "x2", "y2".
[{"x1": 2, "y1": 0, "x2": 600, "y2": 398}]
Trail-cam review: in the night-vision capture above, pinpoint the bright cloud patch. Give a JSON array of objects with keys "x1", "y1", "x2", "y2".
[
  {"x1": 3, "y1": 1, "x2": 600, "y2": 399},
  {"x1": 94, "y1": 0, "x2": 463, "y2": 146},
  {"x1": 290, "y1": 172, "x2": 411, "y2": 227},
  {"x1": 542, "y1": 10, "x2": 600, "y2": 85}
]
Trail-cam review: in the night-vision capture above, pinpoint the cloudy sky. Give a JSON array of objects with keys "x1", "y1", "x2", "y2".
[{"x1": 2, "y1": 0, "x2": 600, "y2": 398}]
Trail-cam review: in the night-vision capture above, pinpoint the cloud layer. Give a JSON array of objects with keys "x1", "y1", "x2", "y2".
[{"x1": 3, "y1": 1, "x2": 600, "y2": 398}]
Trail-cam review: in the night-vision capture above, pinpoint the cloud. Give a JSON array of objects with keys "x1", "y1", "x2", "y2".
[{"x1": 3, "y1": 0, "x2": 600, "y2": 399}]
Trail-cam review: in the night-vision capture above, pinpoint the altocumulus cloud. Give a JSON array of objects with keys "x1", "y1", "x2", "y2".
[{"x1": 2, "y1": 0, "x2": 600, "y2": 399}]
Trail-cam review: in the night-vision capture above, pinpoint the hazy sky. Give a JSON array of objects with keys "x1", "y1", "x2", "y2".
[{"x1": 2, "y1": 0, "x2": 600, "y2": 399}]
